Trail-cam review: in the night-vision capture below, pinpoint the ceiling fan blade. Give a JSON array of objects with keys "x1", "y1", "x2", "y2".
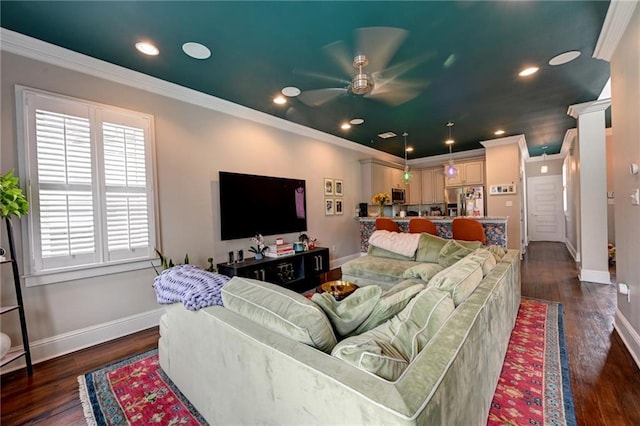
[
  {"x1": 322, "y1": 40, "x2": 355, "y2": 77},
  {"x1": 292, "y1": 68, "x2": 351, "y2": 86},
  {"x1": 298, "y1": 88, "x2": 348, "y2": 107},
  {"x1": 355, "y1": 27, "x2": 408, "y2": 73},
  {"x1": 372, "y1": 52, "x2": 434, "y2": 82},
  {"x1": 365, "y1": 80, "x2": 428, "y2": 106}
]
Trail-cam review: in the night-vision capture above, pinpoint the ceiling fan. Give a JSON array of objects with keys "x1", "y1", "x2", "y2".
[{"x1": 295, "y1": 27, "x2": 429, "y2": 108}]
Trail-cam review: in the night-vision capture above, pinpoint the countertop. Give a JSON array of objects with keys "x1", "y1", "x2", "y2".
[{"x1": 358, "y1": 216, "x2": 508, "y2": 221}]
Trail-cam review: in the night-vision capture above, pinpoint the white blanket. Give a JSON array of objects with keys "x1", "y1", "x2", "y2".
[{"x1": 368, "y1": 230, "x2": 421, "y2": 258}]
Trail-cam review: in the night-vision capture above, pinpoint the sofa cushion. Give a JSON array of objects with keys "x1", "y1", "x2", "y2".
[
  {"x1": 221, "y1": 276, "x2": 337, "y2": 353},
  {"x1": 466, "y1": 248, "x2": 497, "y2": 277},
  {"x1": 368, "y1": 244, "x2": 414, "y2": 261},
  {"x1": 428, "y1": 258, "x2": 483, "y2": 306},
  {"x1": 332, "y1": 287, "x2": 454, "y2": 380},
  {"x1": 341, "y1": 255, "x2": 419, "y2": 285},
  {"x1": 438, "y1": 239, "x2": 475, "y2": 268},
  {"x1": 311, "y1": 286, "x2": 382, "y2": 337},
  {"x1": 487, "y1": 245, "x2": 507, "y2": 261},
  {"x1": 415, "y1": 233, "x2": 448, "y2": 263},
  {"x1": 352, "y1": 280, "x2": 426, "y2": 335},
  {"x1": 456, "y1": 240, "x2": 483, "y2": 250},
  {"x1": 402, "y1": 262, "x2": 445, "y2": 282}
]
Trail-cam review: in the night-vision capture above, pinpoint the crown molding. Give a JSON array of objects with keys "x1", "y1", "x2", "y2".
[
  {"x1": 479, "y1": 134, "x2": 526, "y2": 149},
  {"x1": 560, "y1": 128, "x2": 577, "y2": 157},
  {"x1": 567, "y1": 98, "x2": 612, "y2": 118},
  {"x1": 593, "y1": 0, "x2": 639, "y2": 61},
  {"x1": 0, "y1": 28, "x2": 404, "y2": 164},
  {"x1": 408, "y1": 148, "x2": 486, "y2": 168}
]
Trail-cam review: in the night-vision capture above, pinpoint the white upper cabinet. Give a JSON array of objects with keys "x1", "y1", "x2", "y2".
[
  {"x1": 444, "y1": 160, "x2": 485, "y2": 187},
  {"x1": 421, "y1": 167, "x2": 446, "y2": 204}
]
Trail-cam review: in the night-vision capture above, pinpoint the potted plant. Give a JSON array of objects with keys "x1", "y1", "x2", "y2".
[
  {"x1": 0, "y1": 170, "x2": 29, "y2": 219},
  {"x1": 249, "y1": 233, "x2": 267, "y2": 260}
]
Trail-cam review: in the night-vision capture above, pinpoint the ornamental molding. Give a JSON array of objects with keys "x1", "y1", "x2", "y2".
[{"x1": 593, "y1": 0, "x2": 638, "y2": 61}]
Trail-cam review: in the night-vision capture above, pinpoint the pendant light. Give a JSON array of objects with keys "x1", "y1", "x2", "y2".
[
  {"x1": 445, "y1": 122, "x2": 458, "y2": 179},
  {"x1": 402, "y1": 132, "x2": 411, "y2": 183},
  {"x1": 540, "y1": 146, "x2": 548, "y2": 174}
]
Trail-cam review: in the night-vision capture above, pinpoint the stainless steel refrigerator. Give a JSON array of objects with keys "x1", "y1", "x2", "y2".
[{"x1": 444, "y1": 186, "x2": 485, "y2": 217}]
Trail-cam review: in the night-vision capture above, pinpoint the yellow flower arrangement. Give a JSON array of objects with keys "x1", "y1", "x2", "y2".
[{"x1": 372, "y1": 192, "x2": 391, "y2": 205}]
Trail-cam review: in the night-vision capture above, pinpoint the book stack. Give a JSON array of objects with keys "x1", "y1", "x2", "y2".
[{"x1": 265, "y1": 243, "x2": 294, "y2": 258}]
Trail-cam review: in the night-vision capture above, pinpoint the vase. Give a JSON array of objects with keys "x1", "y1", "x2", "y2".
[
  {"x1": 379, "y1": 204, "x2": 385, "y2": 217},
  {"x1": 255, "y1": 253, "x2": 264, "y2": 260}
]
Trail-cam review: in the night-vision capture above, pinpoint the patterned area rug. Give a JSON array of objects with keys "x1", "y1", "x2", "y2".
[
  {"x1": 78, "y1": 350, "x2": 206, "y2": 425},
  {"x1": 78, "y1": 299, "x2": 576, "y2": 426},
  {"x1": 488, "y1": 298, "x2": 577, "y2": 426}
]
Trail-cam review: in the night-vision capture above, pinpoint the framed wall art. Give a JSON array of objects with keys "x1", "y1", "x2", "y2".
[
  {"x1": 324, "y1": 198, "x2": 334, "y2": 215},
  {"x1": 335, "y1": 199, "x2": 343, "y2": 215},
  {"x1": 334, "y1": 179, "x2": 343, "y2": 196},
  {"x1": 324, "y1": 178, "x2": 334, "y2": 196}
]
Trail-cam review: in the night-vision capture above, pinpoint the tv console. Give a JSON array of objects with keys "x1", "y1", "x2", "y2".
[{"x1": 217, "y1": 247, "x2": 329, "y2": 293}]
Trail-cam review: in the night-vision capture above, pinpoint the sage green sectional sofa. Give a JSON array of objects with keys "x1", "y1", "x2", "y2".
[{"x1": 158, "y1": 243, "x2": 521, "y2": 425}]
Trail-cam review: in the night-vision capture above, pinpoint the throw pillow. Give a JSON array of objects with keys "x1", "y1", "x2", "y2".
[
  {"x1": 351, "y1": 280, "x2": 425, "y2": 335},
  {"x1": 311, "y1": 286, "x2": 382, "y2": 337},
  {"x1": 437, "y1": 239, "x2": 475, "y2": 268},
  {"x1": 487, "y1": 245, "x2": 507, "y2": 262},
  {"x1": 402, "y1": 263, "x2": 445, "y2": 282},
  {"x1": 368, "y1": 244, "x2": 415, "y2": 261},
  {"x1": 455, "y1": 240, "x2": 483, "y2": 250},
  {"x1": 429, "y1": 259, "x2": 483, "y2": 306},
  {"x1": 221, "y1": 276, "x2": 337, "y2": 353},
  {"x1": 466, "y1": 248, "x2": 497, "y2": 277},
  {"x1": 332, "y1": 287, "x2": 454, "y2": 380},
  {"x1": 415, "y1": 233, "x2": 448, "y2": 263}
]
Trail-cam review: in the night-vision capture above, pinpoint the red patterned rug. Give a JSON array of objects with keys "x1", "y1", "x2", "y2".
[
  {"x1": 488, "y1": 298, "x2": 577, "y2": 426},
  {"x1": 78, "y1": 299, "x2": 576, "y2": 425}
]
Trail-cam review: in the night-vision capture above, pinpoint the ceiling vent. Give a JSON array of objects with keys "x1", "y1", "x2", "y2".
[{"x1": 378, "y1": 132, "x2": 397, "y2": 139}]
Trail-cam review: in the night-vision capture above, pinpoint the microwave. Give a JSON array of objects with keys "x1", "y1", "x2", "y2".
[{"x1": 391, "y1": 188, "x2": 405, "y2": 204}]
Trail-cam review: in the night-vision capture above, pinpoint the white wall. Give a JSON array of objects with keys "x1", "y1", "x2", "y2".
[
  {"x1": 0, "y1": 49, "x2": 369, "y2": 366},
  {"x1": 611, "y1": 4, "x2": 640, "y2": 366},
  {"x1": 564, "y1": 137, "x2": 581, "y2": 261}
]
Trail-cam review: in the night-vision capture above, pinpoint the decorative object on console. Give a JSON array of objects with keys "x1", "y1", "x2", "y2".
[
  {"x1": 444, "y1": 122, "x2": 458, "y2": 179},
  {"x1": 249, "y1": 233, "x2": 267, "y2": 259},
  {"x1": 372, "y1": 192, "x2": 390, "y2": 217}
]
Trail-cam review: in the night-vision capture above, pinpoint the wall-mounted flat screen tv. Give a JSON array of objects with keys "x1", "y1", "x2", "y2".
[{"x1": 219, "y1": 171, "x2": 307, "y2": 241}]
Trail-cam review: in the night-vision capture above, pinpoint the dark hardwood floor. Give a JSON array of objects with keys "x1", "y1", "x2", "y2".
[{"x1": 1, "y1": 242, "x2": 639, "y2": 425}]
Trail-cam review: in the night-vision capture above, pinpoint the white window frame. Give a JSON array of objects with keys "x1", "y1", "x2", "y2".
[{"x1": 15, "y1": 86, "x2": 158, "y2": 286}]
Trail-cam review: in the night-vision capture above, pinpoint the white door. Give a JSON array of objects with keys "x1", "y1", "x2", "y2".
[{"x1": 527, "y1": 175, "x2": 565, "y2": 242}]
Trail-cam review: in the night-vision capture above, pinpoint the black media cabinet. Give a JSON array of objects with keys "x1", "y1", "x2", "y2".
[{"x1": 217, "y1": 247, "x2": 329, "y2": 293}]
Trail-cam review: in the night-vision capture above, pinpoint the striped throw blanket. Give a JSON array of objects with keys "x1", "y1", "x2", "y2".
[{"x1": 153, "y1": 264, "x2": 231, "y2": 310}]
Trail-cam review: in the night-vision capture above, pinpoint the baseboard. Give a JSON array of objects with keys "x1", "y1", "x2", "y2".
[
  {"x1": 0, "y1": 307, "x2": 164, "y2": 374},
  {"x1": 565, "y1": 239, "x2": 580, "y2": 262},
  {"x1": 330, "y1": 253, "x2": 361, "y2": 270},
  {"x1": 578, "y1": 268, "x2": 611, "y2": 284},
  {"x1": 614, "y1": 309, "x2": 640, "y2": 370}
]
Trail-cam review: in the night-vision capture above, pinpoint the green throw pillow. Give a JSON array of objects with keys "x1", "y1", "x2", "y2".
[
  {"x1": 466, "y1": 248, "x2": 497, "y2": 277},
  {"x1": 487, "y1": 245, "x2": 507, "y2": 261},
  {"x1": 368, "y1": 244, "x2": 415, "y2": 261},
  {"x1": 332, "y1": 287, "x2": 454, "y2": 380},
  {"x1": 415, "y1": 233, "x2": 448, "y2": 263},
  {"x1": 438, "y1": 239, "x2": 475, "y2": 268},
  {"x1": 311, "y1": 286, "x2": 382, "y2": 337},
  {"x1": 351, "y1": 280, "x2": 425, "y2": 336},
  {"x1": 429, "y1": 258, "x2": 483, "y2": 306},
  {"x1": 402, "y1": 263, "x2": 445, "y2": 282},
  {"x1": 221, "y1": 276, "x2": 337, "y2": 353},
  {"x1": 456, "y1": 240, "x2": 483, "y2": 250}
]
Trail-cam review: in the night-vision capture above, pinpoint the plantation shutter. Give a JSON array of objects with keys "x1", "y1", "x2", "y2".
[
  {"x1": 21, "y1": 88, "x2": 156, "y2": 279},
  {"x1": 102, "y1": 120, "x2": 151, "y2": 260}
]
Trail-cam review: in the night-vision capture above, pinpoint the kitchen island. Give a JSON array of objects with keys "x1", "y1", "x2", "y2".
[{"x1": 359, "y1": 217, "x2": 508, "y2": 252}]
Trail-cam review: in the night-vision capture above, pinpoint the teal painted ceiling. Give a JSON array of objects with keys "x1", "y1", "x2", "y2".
[{"x1": 1, "y1": 1, "x2": 610, "y2": 159}]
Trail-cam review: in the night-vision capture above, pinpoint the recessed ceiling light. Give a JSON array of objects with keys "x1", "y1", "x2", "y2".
[
  {"x1": 378, "y1": 132, "x2": 396, "y2": 139},
  {"x1": 519, "y1": 66, "x2": 539, "y2": 77},
  {"x1": 182, "y1": 42, "x2": 211, "y2": 60},
  {"x1": 445, "y1": 139, "x2": 454, "y2": 145},
  {"x1": 494, "y1": 129, "x2": 505, "y2": 136},
  {"x1": 341, "y1": 123, "x2": 351, "y2": 130},
  {"x1": 549, "y1": 50, "x2": 581, "y2": 66},
  {"x1": 406, "y1": 146, "x2": 414, "y2": 152},
  {"x1": 135, "y1": 41, "x2": 159, "y2": 56},
  {"x1": 350, "y1": 118, "x2": 364, "y2": 125},
  {"x1": 273, "y1": 96, "x2": 286, "y2": 105},
  {"x1": 281, "y1": 87, "x2": 301, "y2": 97}
]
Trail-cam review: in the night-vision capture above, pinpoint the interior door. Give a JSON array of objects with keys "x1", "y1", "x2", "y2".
[{"x1": 527, "y1": 175, "x2": 565, "y2": 242}]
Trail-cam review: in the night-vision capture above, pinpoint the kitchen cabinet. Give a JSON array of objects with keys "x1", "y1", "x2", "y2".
[
  {"x1": 444, "y1": 160, "x2": 484, "y2": 187},
  {"x1": 405, "y1": 172, "x2": 422, "y2": 204},
  {"x1": 421, "y1": 167, "x2": 445, "y2": 204},
  {"x1": 361, "y1": 160, "x2": 405, "y2": 203}
]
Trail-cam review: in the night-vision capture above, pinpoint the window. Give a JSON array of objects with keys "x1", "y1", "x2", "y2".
[{"x1": 17, "y1": 87, "x2": 157, "y2": 285}]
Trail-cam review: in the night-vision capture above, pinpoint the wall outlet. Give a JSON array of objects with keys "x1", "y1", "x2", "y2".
[{"x1": 506, "y1": 201, "x2": 513, "y2": 207}]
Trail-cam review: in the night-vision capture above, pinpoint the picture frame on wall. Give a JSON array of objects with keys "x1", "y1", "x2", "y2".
[
  {"x1": 325, "y1": 198, "x2": 334, "y2": 215},
  {"x1": 324, "y1": 178, "x2": 334, "y2": 196},
  {"x1": 335, "y1": 199, "x2": 343, "y2": 215},
  {"x1": 334, "y1": 179, "x2": 343, "y2": 196}
]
